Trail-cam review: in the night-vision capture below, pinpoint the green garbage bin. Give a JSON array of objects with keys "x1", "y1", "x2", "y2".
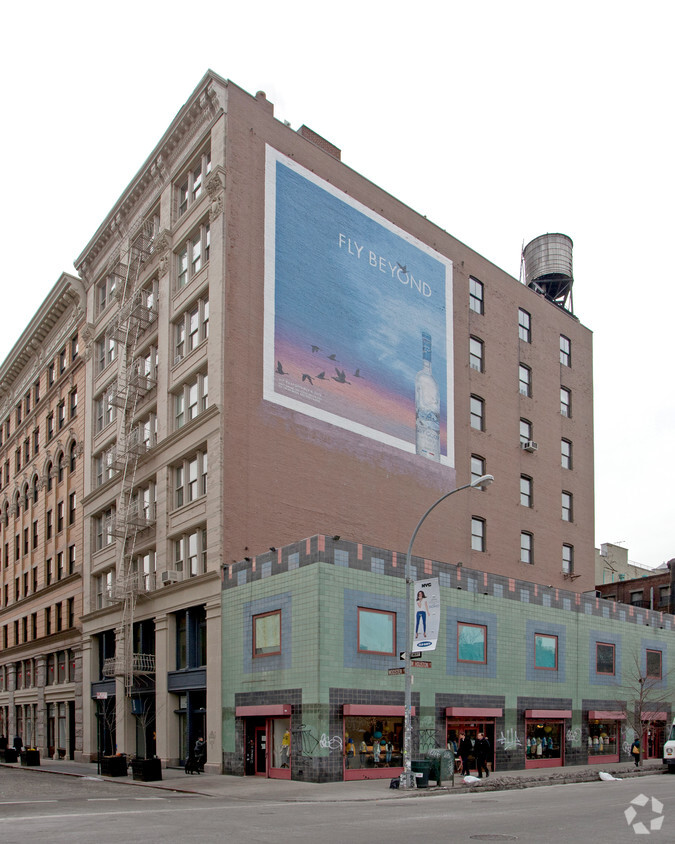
[
  {"x1": 426, "y1": 748, "x2": 455, "y2": 786},
  {"x1": 411, "y1": 759, "x2": 432, "y2": 788}
]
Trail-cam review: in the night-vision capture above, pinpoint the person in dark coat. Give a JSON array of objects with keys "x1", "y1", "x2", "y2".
[
  {"x1": 474, "y1": 732, "x2": 491, "y2": 778},
  {"x1": 13, "y1": 736, "x2": 23, "y2": 753},
  {"x1": 630, "y1": 738, "x2": 641, "y2": 768},
  {"x1": 457, "y1": 732, "x2": 473, "y2": 775}
]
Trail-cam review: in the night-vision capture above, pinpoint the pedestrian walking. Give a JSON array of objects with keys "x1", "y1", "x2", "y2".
[
  {"x1": 474, "y1": 732, "x2": 491, "y2": 778},
  {"x1": 630, "y1": 738, "x2": 641, "y2": 768}
]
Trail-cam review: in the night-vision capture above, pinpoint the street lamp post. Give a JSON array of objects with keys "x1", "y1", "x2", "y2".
[{"x1": 402, "y1": 474, "x2": 494, "y2": 788}]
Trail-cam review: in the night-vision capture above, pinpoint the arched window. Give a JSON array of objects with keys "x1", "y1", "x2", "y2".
[
  {"x1": 69, "y1": 440, "x2": 77, "y2": 473},
  {"x1": 46, "y1": 461, "x2": 53, "y2": 491},
  {"x1": 14, "y1": 490, "x2": 21, "y2": 518},
  {"x1": 56, "y1": 452, "x2": 64, "y2": 483},
  {"x1": 23, "y1": 483, "x2": 30, "y2": 511},
  {"x1": 32, "y1": 475, "x2": 39, "y2": 504}
]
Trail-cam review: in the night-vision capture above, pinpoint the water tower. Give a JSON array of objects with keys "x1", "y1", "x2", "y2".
[{"x1": 522, "y1": 233, "x2": 574, "y2": 313}]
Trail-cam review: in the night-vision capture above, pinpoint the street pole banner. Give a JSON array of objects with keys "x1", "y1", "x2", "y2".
[{"x1": 413, "y1": 577, "x2": 440, "y2": 651}]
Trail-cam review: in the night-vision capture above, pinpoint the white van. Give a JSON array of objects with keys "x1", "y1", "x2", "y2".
[{"x1": 663, "y1": 718, "x2": 675, "y2": 772}]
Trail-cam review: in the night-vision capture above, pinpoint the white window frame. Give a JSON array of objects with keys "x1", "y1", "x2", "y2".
[
  {"x1": 469, "y1": 336, "x2": 484, "y2": 372},
  {"x1": 469, "y1": 277, "x2": 484, "y2": 314},
  {"x1": 561, "y1": 439, "x2": 572, "y2": 469},
  {"x1": 520, "y1": 475, "x2": 533, "y2": 508},
  {"x1": 174, "y1": 450, "x2": 208, "y2": 509},
  {"x1": 560, "y1": 386, "x2": 571, "y2": 417},
  {"x1": 562, "y1": 543, "x2": 574, "y2": 574},
  {"x1": 173, "y1": 526, "x2": 207, "y2": 577},
  {"x1": 174, "y1": 371, "x2": 208, "y2": 429},
  {"x1": 471, "y1": 517, "x2": 486, "y2": 552},
  {"x1": 560, "y1": 335, "x2": 571, "y2": 366},
  {"x1": 94, "y1": 507, "x2": 115, "y2": 551},
  {"x1": 562, "y1": 491, "x2": 573, "y2": 522},
  {"x1": 94, "y1": 383, "x2": 117, "y2": 434},
  {"x1": 520, "y1": 418, "x2": 533, "y2": 444},
  {"x1": 176, "y1": 221, "x2": 210, "y2": 290},
  {"x1": 518, "y1": 308, "x2": 531, "y2": 342},
  {"x1": 470, "y1": 395, "x2": 484, "y2": 431},
  {"x1": 174, "y1": 295, "x2": 209, "y2": 363},
  {"x1": 470, "y1": 454, "x2": 486, "y2": 486},
  {"x1": 520, "y1": 531, "x2": 533, "y2": 564},
  {"x1": 176, "y1": 149, "x2": 212, "y2": 218},
  {"x1": 518, "y1": 364, "x2": 532, "y2": 397}
]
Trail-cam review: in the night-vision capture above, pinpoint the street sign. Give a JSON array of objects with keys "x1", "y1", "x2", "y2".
[
  {"x1": 388, "y1": 668, "x2": 405, "y2": 675},
  {"x1": 400, "y1": 651, "x2": 422, "y2": 661},
  {"x1": 412, "y1": 660, "x2": 432, "y2": 669}
]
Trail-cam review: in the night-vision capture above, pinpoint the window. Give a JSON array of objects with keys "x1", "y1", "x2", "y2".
[
  {"x1": 59, "y1": 347, "x2": 67, "y2": 374},
  {"x1": 68, "y1": 492, "x2": 77, "y2": 525},
  {"x1": 534, "y1": 633, "x2": 558, "y2": 669},
  {"x1": 68, "y1": 544, "x2": 76, "y2": 575},
  {"x1": 471, "y1": 517, "x2": 486, "y2": 551},
  {"x1": 562, "y1": 544, "x2": 574, "y2": 574},
  {"x1": 94, "y1": 446, "x2": 116, "y2": 487},
  {"x1": 176, "y1": 222, "x2": 210, "y2": 289},
  {"x1": 520, "y1": 475, "x2": 533, "y2": 508},
  {"x1": 520, "y1": 531, "x2": 533, "y2": 564},
  {"x1": 24, "y1": 391, "x2": 31, "y2": 416},
  {"x1": 177, "y1": 148, "x2": 211, "y2": 217},
  {"x1": 48, "y1": 361, "x2": 55, "y2": 386},
  {"x1": 130, "y1": 482, "x2": 156, "y2": 527},
  {"x1": 560, "y1": 386, "x2": 571, "y2": 417},
  {"x1": 32, "y1": 520, "x2": 38, "y2": 550},
  {"x1": 94, "y1": 508, "x2": 115, "y2": 551},
  {"x1": 470, "y1": 454, "x2": 486, "y2": 486},
  {"x1": 518, "y1": 364, "x2": 532, "y2": 397},
  {"x1": 71, "y1": 334, "x2": 79, "y2": 360},
  {"x1": 561, "y1": 439, "x2": 572, "y2": 469},
  {"x1": 470, "y1": 395, "x2": 484, "y2": 431},
  {"x1": 469, "y1": 277, "x2": 484, "y2": 314},
  {"x1": 33, "y1": 379, "x2": 40, "y2": 405},
  {"x1": 560, "y1": 335, "x2": 571, "y2": 366},
  {"x1": 469, "y1": 336, "x2": 484, "y2": 372},
  {"x1": 174, "y1": 527, "x2": 207, "y2": 577},
  {"x1": 132, "y1": 550, "x2": 156, "y2": 591},
  {"x1": 33, "y1": 427, "x2": 40, "y2": 456},
  {"x1": 46, "y1": 411, "x2": 54, "y2": 441},
  {"x1": 96, "y1": 571, "x2": 114, "y2": 609},
  {"x1": 457, "y1": 622, "x2": 487, "y2": 663},
  {"x1": 174, "y1": 371, "x2": 208, "y2": 429},
  {"x1": 520, "y1": 418, "x2": 533, "y2": 444},
  {"x1": 357, "y1": 607, "x2": 395, "y2": 655},
  {"x1": 69, "y1": 440, "x2": 77, "y2": 472},
  {"x1": 518, "y1": 308, "x2": 531, "y2": 342},
  {"x1": 96, "y1": 331, "x2": 117, "y2": 374},
  {"x1": 646, "y1": 649, "x2": 662, "y2": 679},
  {"x1": 174, "y1": 450, "x2": 208, "y2": 508},
  {"x1": 96, "y1": 272, "x2": 117, "y2": 315},
  {"x1": 134, "y1": 413, "x2": 158, "y2": 453},
  {"x1": 16, "y1": 402, "x2": 22, "y2": 425},
  {"x1": 69, "y1": 387, "x2": 78, "y2": 418},
  {"x1": 561, "y1": 491, "x2": 573, "y2": 522},
  {"x1": 56, "y1": 452, "x2": 65, "y2": 483},
  {"x1": 57, "y1": 400, "x2": 66, "y2": 430},
  {"x1": 57, "y1": 552, "x2": 64, "y2": 581},
  {"x1": 174, "y1": 295, "x2": 209, "y2": 362},
  {"x1": 596, "y1": 642, "x2": 615, "y2": 675},
  {"x1": 253, "y1": 610, "x2": 281, "y2": 657},
  {"x1": 94, "y1": 383, "x2": 117, "y2": 433},
  {"x1": 57, "y1": 501, "x2": 64, "y2": 532}
]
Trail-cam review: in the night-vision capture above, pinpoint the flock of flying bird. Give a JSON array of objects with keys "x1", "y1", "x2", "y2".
[{"x1": 276, "y1": 345, "x2": 364, "y2": 386}]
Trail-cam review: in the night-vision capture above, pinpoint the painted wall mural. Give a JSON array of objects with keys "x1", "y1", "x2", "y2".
[{"x1": 264, "y1": 147, "x2": 454, "y2": 466}]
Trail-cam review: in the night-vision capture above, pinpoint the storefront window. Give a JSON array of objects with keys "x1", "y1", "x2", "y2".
[
  {"x1": 526, "y1": 722, "x2": 562, "y2": 760},
  {"x1": 270, "y1": 717, "x2": 291, "y2": 769},
  {"x1": 588, "y1": 721, "x2": 619, "y2": 756},
  {"x1": 344, "y1": 715, "x2": 403, "y2": 770}
]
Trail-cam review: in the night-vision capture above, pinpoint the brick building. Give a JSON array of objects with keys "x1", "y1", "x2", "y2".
[
  {"x1": 0, "y1": 273, "x2": 86, "y2": 758},
  {"x1": 2, "y1": 71, "x2": 595, "y2": 772}
]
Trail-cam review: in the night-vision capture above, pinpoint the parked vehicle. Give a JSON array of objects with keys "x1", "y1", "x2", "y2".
[{"x1": 662, "y1": 718, "x2": 675, "y2": 772}]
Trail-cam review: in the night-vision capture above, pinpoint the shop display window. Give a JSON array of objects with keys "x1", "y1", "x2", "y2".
[
  {"x1": 526, "y1": 722, "x2": 562, "y2": 760},
  {"x1": 344, "y1": 715, "x2": 403, "y2": 770},
  {"x1": 457, "y1": 623, "x2": 487, "y2": 663},
  {"x1": 587, "y1": 721, "x2": 618, "y2": 756},
  {"x1": 270, "y1": 717, "x2": 291, "y2": 769}
]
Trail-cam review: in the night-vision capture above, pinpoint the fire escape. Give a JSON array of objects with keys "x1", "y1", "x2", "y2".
[{"x1": 101, "y1": 216, "x2": 159, "y2": 695}]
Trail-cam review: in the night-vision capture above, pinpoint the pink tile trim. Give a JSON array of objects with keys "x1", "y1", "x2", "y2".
[{"x1": 318, "y1": 535, "x2": 325, "y2": 552}]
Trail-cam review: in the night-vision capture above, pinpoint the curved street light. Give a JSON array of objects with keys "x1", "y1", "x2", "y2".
[{"x1": 402, "y1": 474, "x2": 494, "y2": 788}]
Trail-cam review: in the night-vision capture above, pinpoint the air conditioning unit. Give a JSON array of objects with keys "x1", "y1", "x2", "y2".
[
  {"x1": 161, "y1": 570, "x2": 180, "y2": 586},
  {"x1": 521, "y1": 440, "x2": 538, "y2": 453}
]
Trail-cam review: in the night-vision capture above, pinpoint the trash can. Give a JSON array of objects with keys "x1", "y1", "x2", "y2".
[
  {"x1": 426, "y1": 748, "x2": 455, "y2": 786},
  {"x1": 411, "y1": 759, "x2": 432, "y2": 788}
]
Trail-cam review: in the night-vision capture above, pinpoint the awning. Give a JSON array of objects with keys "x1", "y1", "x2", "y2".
[
  {"x1": 343, "y1": 705, "x2": 414, "y2": 716},
  {"x1": 236, "y1": 704, "x2": 291, "y2": 717},
  {"x1": 446, "y1": 707, "x2": 503, "y2": 718},
  {"x1": 588, "y1": 710, "x2": 626, "y2": 720},
  {"x1": 525, "y1": 709, "x2": 572, "y2": 719}
]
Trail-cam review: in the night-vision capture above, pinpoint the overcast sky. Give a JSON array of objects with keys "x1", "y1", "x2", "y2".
[{"x1": 1, "y1": 1, "x2": 672, "y2": 567}]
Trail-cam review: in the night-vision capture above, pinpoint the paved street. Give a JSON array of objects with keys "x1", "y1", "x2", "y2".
[{"x1": 0, "y1": 762, "x2": 671, "y2": 843}]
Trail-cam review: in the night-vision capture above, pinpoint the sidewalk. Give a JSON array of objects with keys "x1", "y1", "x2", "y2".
[{"x1": 0, "y1": 757, "x2": 666, "y2": 802}]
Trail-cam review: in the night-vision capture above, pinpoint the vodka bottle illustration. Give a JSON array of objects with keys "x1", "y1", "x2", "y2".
[{"x1": 415, "y1": 331, "x2": 441, "y2": 461}]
